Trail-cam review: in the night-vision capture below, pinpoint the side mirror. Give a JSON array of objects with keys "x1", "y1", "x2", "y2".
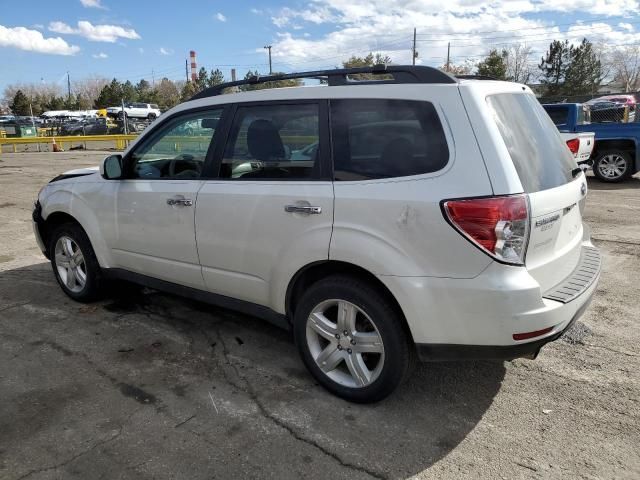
[{"x1": 101, "y1": 154, "x2": 124, "y2": 179}]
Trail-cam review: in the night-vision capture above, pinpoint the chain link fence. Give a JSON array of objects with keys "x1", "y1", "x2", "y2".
[{"x1": 539, "y1": 92, "x2": 640, "y2": 124}]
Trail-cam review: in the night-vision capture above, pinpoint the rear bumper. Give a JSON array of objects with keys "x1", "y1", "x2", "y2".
[
  {"x1": 415, "y1": 286, "x2": 594, "y2": 361},
  {"x1": 378, "y1": 237, "x2": 601, "y2": 360}
]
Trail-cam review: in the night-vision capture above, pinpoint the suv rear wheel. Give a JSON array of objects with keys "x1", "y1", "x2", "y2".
[
  {"x1": 593, "y1": 150, "x2": 632, "y2": 182},
  {"x1": 294, "y1": 275, "x2": 413, "y2": 403},
  {"x1": 49, "y1": 223, "x2": 103, "y2": 302}
]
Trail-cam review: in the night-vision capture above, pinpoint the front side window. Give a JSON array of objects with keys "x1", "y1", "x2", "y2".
[
  {"x1": 128, "y1": 109, "x2": 222, "y2": 179},
  {"x1": 331, "y1": 99, "x2": 449, "y2": 181},
  {"x1": 220, "y1": 103, "x2": 320, "y2": 179}
]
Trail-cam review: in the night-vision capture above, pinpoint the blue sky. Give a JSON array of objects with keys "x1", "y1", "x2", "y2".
[{"x1": 1, "y1": 0, "x2": 639, "y2": 92}]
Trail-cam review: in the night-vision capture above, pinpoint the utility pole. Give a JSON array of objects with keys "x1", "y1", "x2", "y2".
[
  {"x1": 185, "y1": 59, "x2": 189, "y2": 82},
  {"x1": 66, "y1": 72, "x2": 71, "y2": 103},
  {"x1": 152, "y1": 69, "x2": 155, "y2": 88},
  {"x1": 412, "y1": 28, "x2": 417, "y2": 66},
  {"x1": 264, "y1": 45, "x2": 272, "y2": 75},
  {"x1": 446, "y1": 42, "x2": 451, "y2": 72}
]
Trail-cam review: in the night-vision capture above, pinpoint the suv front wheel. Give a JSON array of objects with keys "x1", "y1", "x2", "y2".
[
  {"x1": 294, "y1": 275, "x2": 413, "y2": 403},
  {"x1": 49, "y1": 223, "x2": 103, "y2": 302}
]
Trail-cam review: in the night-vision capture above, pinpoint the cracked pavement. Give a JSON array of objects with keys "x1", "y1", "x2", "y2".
[{"x1": 0, "y1": 152, "x2": 639, "y2": 479}]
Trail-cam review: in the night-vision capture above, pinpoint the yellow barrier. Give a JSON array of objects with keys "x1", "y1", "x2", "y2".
[{"x1": 0, "y1": 134, "x2": 138, "y2": 154}]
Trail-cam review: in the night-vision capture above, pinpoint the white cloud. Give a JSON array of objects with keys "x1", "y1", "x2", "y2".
[
  {"x1": 215, "y1": 12, "x2": 227, "y2": 22},
  {"x1": 48, "y1": 21, "x2": 140, "y2": 42},
  {"x1": 92, "y1": 52, "x2": 108, "y2": 58},
  {"x1": 0, "y1": 24, "x2": 79, "y2": 55},
  {"x1": 250, "y1": 8, "x2": 262, "y2": 14},
  {"x1": 159, "y1": 47, "x2": 173, "y2": 55},
  {"x1": 266, "y1": 0, "x2": 640, "y2": 73},
  {"x1": 80, "y1": 0, "x2": 106, "y2": 8}
]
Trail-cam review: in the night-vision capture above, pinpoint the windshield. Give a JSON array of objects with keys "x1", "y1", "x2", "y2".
[{"x1": 487, "y1": 93, "x2": 577, "y2": 193}]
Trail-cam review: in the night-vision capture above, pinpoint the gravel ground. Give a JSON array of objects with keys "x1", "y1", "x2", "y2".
[{"x1": 0, "y1": 151, "x2": 638, "y2": 480}]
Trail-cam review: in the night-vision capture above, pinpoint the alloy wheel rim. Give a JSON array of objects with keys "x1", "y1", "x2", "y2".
[
  {"x1": 54, "y1": 236, "x2": 87, "y2": 293},
  {"x1": 306, "y1": 299, "x2": 385, "y2": 388},
  {"x1": 598, "y1": 154, "x2": 627, "y2": 179}
]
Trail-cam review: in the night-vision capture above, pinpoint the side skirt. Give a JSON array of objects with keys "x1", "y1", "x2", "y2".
[{"x1": 102, "y1": 268, "x2": 291, "y2": 331}]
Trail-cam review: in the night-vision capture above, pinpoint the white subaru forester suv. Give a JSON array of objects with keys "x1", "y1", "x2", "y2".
[{"x1": 33, "y1": 66, "x2": 601, "y2": 403}]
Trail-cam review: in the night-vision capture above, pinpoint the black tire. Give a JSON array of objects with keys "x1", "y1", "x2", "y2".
[
  {"x1": 49, "y1": 223, "x2": 103, "y2": 302},
  {"x1": 147, "y1": 113, "x2": 157, "y2": 120},
  {"x1": 293, "y1": 275, "x2": 413, "y2": 403},
  {"x1": 593, "y1": 150, "x2": 633, "y2": 183},
  {"x1": 117, "y1": 111, "x2": 125, "y2": 120}
]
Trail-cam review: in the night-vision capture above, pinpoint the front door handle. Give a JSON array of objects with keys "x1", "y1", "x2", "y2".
[
  {"x1": 284, "y1": 205, "x2": 322, "y2": 214},
  {"x1": 167, "y1": 197, "x2": 193, "y2": 207}
]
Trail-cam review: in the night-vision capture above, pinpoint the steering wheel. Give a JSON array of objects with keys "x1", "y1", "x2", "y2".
[{"x1": 168, "y1": 154, "x2": 200, "y2": 177}]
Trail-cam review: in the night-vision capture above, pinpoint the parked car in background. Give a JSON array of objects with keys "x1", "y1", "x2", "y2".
[
  {"x1": 543, "y1": 102, "x2": 640, "y2": 182},
  {"x1": 588, "y1": 94, "x2": 636, "y2": 106},
  {"x1": 60, "y1": 117, "x2": 109, "y2": 136},
  {"x1": 106, "y1": 103, "x2": 161, "y2": 120},
  {"x1": 34, "y1": 67, "x2": 600, "y2": 402}
]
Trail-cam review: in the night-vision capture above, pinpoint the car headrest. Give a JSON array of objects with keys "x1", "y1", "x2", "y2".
[{"x1": 247, "y1": 119, "x2": 285, "y2": 161}]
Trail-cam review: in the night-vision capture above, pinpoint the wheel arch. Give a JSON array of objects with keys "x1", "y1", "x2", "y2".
[
  {"x1": 285, "y1": 260, "x2": 415, "y2": 343},
  {"x1": 592, "y1": 138, "x2": 638, "y2": 173}
]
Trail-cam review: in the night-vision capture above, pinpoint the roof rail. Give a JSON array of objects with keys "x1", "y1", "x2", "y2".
[
  {"x1": 456, "y1": 75, "x2": 497, "y2": 80},
  {"x1": 190, "y1": 65, "x2": 457, "y2": 100}
]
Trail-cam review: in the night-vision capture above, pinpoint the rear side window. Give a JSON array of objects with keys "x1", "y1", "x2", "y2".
[
  {"x1": 544, "y1": 107, "x2": 569, "y2": 126},
  {"x1": 331, "y1": 99, "x2": 449, "y2": 180},
  {"x1": 487, "y1": 93, "x2": 576, "y2": 193}
]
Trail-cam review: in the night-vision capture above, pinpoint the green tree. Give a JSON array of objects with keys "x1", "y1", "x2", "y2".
[
  {"x1": 121, "y1": 80, "x2": 137, "y2": 102},
  {"x1": 194, "y1": 67, "x2": 209, "y2": 92},
  {"x1": 154, "y1": 78, "x2": 180, "y2": 110},
  {"x1": 135, "y1": 79, "x2": 152, "y2": 101},
  {"x1": 539, "y1": 40, "x2": 571, "y2": 96},
  {"x1": 476, "y1": 49, "x2": 508, "y2": 80},
  {"x1": 239, "y1": 70, "x2": 302, "y2": 91},
  {"x1": 94, "y1": 79, "x2": 124, "y2": 108},
  {"x1": 342, "y1": 52, "x2": 392, "y2": 80},
  {"x1": 180, "y1": 81, "x2": 197, "y2": 102},
  {"x1": 208, "y1": 68, "x2": 225, "y2": 87},
  {"x1": 45, "y1": 96, "x2": 66, "y2": 111},
  {"x1": 9, "y1": 90, "x2": 30, "y2": 115},
  {"x1": 564, "y1": 39, "x2": 602, "y2": 95}
]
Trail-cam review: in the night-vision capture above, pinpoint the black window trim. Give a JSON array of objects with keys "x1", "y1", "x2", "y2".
[
  {"x1": 328, "y1": 98, "x2": 451, "y2": 182},
  {"x1": 207, "y1": 99, "x2": 332, "y2": 182},
  {"x1": 122, "y1": 104, "x2": 232, "y2": 180}
]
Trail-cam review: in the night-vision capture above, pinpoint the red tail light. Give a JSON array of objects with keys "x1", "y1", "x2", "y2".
[
  {"x1": 443, "y1": 195, "x2": 530, "y2": 265},
  {"x1": 566, "y1": 138, "x2": 580, "y2": 155}
]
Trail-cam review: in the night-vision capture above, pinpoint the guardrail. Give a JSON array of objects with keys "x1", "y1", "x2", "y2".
[{"x1": 0, "y1": 134, "x2": 138, "y2": 154}]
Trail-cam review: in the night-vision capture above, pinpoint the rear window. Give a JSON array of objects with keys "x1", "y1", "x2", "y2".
[
  {"x1": 545, "y1": 107, "x2": 569, "y2": 126},
  {"x1": 487, "y1": 93, "x2": 576, "y2": 193}
]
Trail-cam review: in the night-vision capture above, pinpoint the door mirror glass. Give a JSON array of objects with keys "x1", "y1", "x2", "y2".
[{"x1": 101, "y1": 154, "x2": 123, "y2": 179}]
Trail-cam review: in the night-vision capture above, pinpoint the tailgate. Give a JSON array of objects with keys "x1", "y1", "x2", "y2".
[
  {"x1": 576, "y1": 132, "x2": 595, "y2": 162},
  {"x1": 526, "y1": 174, "x2": 588, "y2": 290}
]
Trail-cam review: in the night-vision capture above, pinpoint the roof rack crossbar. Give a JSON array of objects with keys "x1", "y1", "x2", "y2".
[{"x1": 190, "y1": 65, "x2": 457, "y2": 100}]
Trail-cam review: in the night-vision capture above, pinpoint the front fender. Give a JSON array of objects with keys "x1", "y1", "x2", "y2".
[{"x1": 41, "y1": 184, "x2": 115, "y2": 268}]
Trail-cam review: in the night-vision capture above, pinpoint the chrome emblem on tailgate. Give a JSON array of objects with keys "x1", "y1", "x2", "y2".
[{"x1": 535, "y1": 214, "x2": 560, "y2": 228}]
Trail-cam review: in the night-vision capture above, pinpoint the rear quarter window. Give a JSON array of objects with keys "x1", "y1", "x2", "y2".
[
  {"x1": 487, "y1": 93, "x2": 576, "y2": 193},
  {"x1": 330, "y1": 99, "x2": 449, "y2": 180}
]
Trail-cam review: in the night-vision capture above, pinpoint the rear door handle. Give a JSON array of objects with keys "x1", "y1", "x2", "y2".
[
  {"x1": 284, "y1": 205, "x2": 322, "y2": 214},
  {"x1": 167, "y1": 197, "x2": 193, "y2": 207}
]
